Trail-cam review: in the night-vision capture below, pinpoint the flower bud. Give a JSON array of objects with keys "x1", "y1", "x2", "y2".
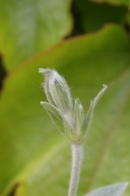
[
  {"x1": 39, "y1": 68, "x2": 107, "y2": 144},
  {"x1": 39, "y1": 68, "x2": 73, "y2": 114}
]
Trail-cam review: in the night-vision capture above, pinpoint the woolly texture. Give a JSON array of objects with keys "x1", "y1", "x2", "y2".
[
  {"x1": 39, "y1": 68, "x2": 108, "y2": 144},
  {"x1": 68, "y1": 144, "x2": 83, "y2": 196},
  {"x1": 39, "y1": 68, "x2": 108, "y2": 196}
]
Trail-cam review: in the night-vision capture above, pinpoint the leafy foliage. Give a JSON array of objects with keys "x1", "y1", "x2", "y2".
[
  {"x1": 0, "y1": 0, "x2": 130, "y2": 196},
  {"x1": 0, "y1": 0, "x2": 72, "y2": 70}
]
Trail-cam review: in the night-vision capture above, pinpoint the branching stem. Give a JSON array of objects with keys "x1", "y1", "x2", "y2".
[{"x1": 68, "y1": 143, "x2": 83, "y2": 196}]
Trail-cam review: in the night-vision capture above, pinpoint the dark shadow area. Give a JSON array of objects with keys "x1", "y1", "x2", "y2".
[
  {"x1": 8, "y1": 182, "x2": 21, "y2": 196},
  {"x1": 0, "y1": 54, "x2": 7, "y2": 91},
  {"x1": 69, "y1": 0, "x2": 128, "y2": 37}
]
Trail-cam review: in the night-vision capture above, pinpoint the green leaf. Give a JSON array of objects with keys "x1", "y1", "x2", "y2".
[
  {"x1": 84, "y1": 183, "x2": 128, "y2": 196},
  {"x1": 0, "y1": 0, "x2": 72, "y2": 70},
  {"x1": 0, "y1": 24, "x2": 130, "y2": 196}
]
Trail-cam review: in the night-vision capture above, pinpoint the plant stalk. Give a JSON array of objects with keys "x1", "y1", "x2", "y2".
[{"x1": 68, "y1": 143, "x2": 83, "y2": 196}]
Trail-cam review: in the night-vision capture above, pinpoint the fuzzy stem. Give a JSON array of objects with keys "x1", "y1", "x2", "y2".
[{"x1": 68, "y1": 143, "x2": 83, "y2": 196}]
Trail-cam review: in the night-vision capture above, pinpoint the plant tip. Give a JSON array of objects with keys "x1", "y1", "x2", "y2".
[
  {"x1": 40, "y1": 101, "x2": 44, "y2": 105},
  {"x1": 103, "y1": 84, "x2": 107, "y2": 88},
  {"x1": 38, "y1": 68, "x2": 44, "y2": 73},
  {"x1": 39, "y1": 68, "x2": 108, "y2": 144}
]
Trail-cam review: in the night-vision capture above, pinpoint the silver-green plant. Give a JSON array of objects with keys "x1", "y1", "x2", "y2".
[{"x1": 39, "y1": 68, "x2": 128, "y2": 196}]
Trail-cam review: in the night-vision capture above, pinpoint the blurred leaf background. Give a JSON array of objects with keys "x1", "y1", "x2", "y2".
[{"x1": 0, "y1": 0, "x2": 130, "y2": 196}]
